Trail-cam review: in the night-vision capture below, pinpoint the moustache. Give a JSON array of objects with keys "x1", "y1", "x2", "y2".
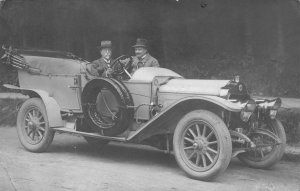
[
  {"x1": 135, "y1": 52, "x2": 143, "y2": 56},
  {"x1": 104, "y1": 53, "x2": 111, "y2": 57}
]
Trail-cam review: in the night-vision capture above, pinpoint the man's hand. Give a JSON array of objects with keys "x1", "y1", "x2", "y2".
[{"x1": 119, "y1": 58, "x2": 130, "y2": 65}]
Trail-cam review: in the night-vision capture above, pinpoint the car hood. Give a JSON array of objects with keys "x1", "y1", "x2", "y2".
[{"x1": 159, "y1": 79, "x2": 230, "y2": 96}]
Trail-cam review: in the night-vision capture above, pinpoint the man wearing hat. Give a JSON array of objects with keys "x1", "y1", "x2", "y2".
[
  {"x1": 131, "y1": 38, "x2": 159, "y2": 74},
  {"x1": 89, "y1": 40, "x2": 113, "y2": 77}
]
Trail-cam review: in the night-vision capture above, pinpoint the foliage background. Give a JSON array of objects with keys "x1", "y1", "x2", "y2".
[{"x1": 0, "y1": 0, "x2": 300, "y2": 97}]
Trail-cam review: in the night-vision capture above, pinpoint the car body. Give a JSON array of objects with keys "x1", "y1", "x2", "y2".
[{"x1": 1, "y1": 47, "x2": 286, "y2": 181}]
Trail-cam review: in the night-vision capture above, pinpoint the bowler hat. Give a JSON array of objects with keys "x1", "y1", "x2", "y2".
[
  {"x1": 97, "y1": 40, "x2": 112, "y2": 50},
  {"x1": 132, "y1": 38, "x2": 148, "y2": 48}
]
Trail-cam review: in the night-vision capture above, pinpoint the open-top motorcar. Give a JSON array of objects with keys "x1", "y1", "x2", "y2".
[{"x1": 1, "y1": 46, "x2": 286, "y2": 181}]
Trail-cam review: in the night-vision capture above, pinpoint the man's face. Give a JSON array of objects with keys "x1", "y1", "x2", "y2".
[
  {"x1": 100, "y1": 48, "x2": 112, "y2": 60},
  {"x1": 134, "y1": 47, "x2": 147, "y2": 58}
]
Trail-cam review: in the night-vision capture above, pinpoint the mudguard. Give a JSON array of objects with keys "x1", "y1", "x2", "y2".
[
  {"x1": 128, "y1": 95, "x2": 242, "y2": 142},
  {"x1": 3, "y1": 84, "x2": 63, "y2": 128},
  {"x1": 174, "y1": 95, "x2": 242, "y2": 112}
]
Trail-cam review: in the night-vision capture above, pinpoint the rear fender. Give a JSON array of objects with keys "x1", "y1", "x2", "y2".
[
  {"x1": 128, "y1": 96, "x2": 241, "y2": 143},
  {"x1": 4, "y1": 84, "x2": 63, "y2": 127}
]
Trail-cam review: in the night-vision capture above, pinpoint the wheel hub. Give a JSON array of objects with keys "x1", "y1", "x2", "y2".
[
  {"x1": 181, "y1": 121, "x2": 221, "y2": 171},
  {"x1": 24, "y1": 108, "x2": 46, "y2": 144},
  {"x1": 28, "y1": 118, "x2": 39, "y2": 131},
  {"x1": 193, "y1": 137, "x2": 208, "y2": 153},
  {"x1": 193, "y1": 142, "x2": 199, "y2": 149},
  {"x1": 28, "y1": 121, "x2": 34, "y2": 128}
]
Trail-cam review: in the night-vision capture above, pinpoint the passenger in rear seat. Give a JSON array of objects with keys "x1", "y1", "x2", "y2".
[{"x1": 89, "y1": 40, "x2": 114, "y2": 77}]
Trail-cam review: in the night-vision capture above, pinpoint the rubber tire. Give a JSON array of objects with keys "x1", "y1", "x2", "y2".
[
  {"x1": 237, "y1": 119, "x2": 286, "y2": 169},
  {"x1": 17, "y1": 98, "x2": 54, "y2": 153},
  {"x1": 110, "y1": 78, "x2": 134, "y2": 122},
  {"x1": 82, "y1": 78, "x2": 131, "y2": 136},
  {"x1": 173, "y1": 110, "x2": 232, "y2": 181}
]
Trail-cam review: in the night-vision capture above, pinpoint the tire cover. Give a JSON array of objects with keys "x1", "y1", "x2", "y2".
[
  {"x1": 82, "y1": 78, "x2": 133, "y2": 136},
  {"x1": 110, "y1": 78, "x2": 134, "y2": 117}
]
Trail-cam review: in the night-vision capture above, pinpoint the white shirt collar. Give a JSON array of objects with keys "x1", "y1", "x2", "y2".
[{"x1": 103, "y1": 58, "x2": 111, "y2": 63}]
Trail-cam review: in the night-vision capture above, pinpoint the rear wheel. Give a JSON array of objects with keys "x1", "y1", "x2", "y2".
[
  {"x1": 238, "y1": 119, "x2": 286, "y2": 168},
  {"x1": 17, "y1": 98, "x2": 54, "y2": 152},
  {"x1": 173, "y1": 110, "x2": 232, "y2": 181}
]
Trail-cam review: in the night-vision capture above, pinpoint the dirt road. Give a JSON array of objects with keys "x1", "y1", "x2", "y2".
[{"x1": 0, "y1": 126, "x2": 299, "y2": 191}]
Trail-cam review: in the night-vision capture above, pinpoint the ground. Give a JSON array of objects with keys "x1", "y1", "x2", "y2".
[{"x1": 0, "y1": 126, "x2": 299, "y2": 191}]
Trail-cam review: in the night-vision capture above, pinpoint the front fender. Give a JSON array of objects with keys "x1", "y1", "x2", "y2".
[
  {"x1": 4, "y1": 84, "x2": 63, "y2": 128},
  {"x1": 164, "y1": 95, "x2": 242, "y2": 112},
  {"x1": 127, "y1": 96, "x2": 241, "y2": 142}
]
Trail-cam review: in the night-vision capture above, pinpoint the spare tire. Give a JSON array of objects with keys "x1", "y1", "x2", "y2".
[
  {"x1": 82, "y1": 78, "x2": 133, "y2": 136},
  {"x1": 110, "y1": 78, "x2": 134, "y2": 117}
]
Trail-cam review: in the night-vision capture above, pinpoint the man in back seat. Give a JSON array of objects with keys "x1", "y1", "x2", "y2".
[{"x1": 89, "y1": 40, "x2": 113, "y2": 77}]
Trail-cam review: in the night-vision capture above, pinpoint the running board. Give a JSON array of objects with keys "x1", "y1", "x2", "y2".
[{"x1": 52, "y1": 127, "x2": 127, "y2": 142}]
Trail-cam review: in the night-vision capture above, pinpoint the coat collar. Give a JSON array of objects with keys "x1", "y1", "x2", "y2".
[
  {"x1": 138, "y1": 53, "x2": 150, "y2": 62},
  {"x1": 101, "y1": 57, "x2": 111, "y2": 64}
]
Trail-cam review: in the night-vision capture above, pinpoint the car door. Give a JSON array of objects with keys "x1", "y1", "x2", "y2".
[{"x1": 18, "y1": 70, "x2": 82, "y2": 112}]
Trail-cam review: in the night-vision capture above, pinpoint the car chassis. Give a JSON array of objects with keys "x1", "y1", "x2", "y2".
[{"x1": 1, "y1": 46, "x2": 286, "y2": 181}]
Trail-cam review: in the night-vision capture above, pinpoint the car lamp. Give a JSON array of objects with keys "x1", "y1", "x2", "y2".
[
  {"x1": 240, "y1": 99, "x2": 256, "y2": 122},
  {"x1": 257, "y1": 98, "x2": 281, "y2": 119},
  {"x1": 269, "y1": 109, "x2": 277, "y2": 119},
  {"x1": 272, "y1": 98, "x2": 281, "y2": 110},
  {"x1": 258, "y1": 98, "x2": 281, "y2": 109},
  {"x1": 269, "y1": 98, "x2": 281, "y2": 119}
]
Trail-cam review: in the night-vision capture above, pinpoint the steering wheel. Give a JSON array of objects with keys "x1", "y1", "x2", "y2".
[{"x1": 111, "y1": 55, "x2": 133, "y2": 79}]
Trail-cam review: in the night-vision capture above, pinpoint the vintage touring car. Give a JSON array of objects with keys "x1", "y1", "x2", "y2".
[{"x1": 1, "y1": 46, "x2": 286, "y2": 181}]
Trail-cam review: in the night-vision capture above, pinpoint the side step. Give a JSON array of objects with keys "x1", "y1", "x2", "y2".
[{"x1": 52, "y1": 127, "x2": 127, "y2": 142}]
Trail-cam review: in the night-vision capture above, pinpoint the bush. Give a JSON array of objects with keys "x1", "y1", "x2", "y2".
[
  {"x1": 0, "y1": 98, "x2": 23, "y2": 126},
  {"x1": 0, "y1": 64, "x2": 18, "y2": 92},
  {"x1": 278, "y1": 108, "x2": 300, "y2": 144}
]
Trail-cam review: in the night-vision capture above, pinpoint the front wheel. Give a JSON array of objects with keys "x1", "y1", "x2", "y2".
[
  {"x1": 237, "y1": 119, "x2": 286, "y2": 169},
  {"x1": 173, "y1": 110, "x2": 232, "y2": 181},
  {"x1": 17, "y1": 98, "x2": 54, "y2": 152}
]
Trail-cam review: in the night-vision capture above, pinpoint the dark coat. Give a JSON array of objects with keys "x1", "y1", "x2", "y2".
[
  {"x1": 131, "y1": 53, "x2": 159, "y2": 74},
  {"x1": 90, "y1": 57, "x2": 112, "y2": 77}
]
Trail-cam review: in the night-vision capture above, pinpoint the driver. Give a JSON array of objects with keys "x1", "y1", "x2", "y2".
[
  {"x1": 131, "y1": 38, "x2": 159, "y2": 74},
  {"x1": 90, "y1": 40, "x2": 113, "y2": 77}
]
